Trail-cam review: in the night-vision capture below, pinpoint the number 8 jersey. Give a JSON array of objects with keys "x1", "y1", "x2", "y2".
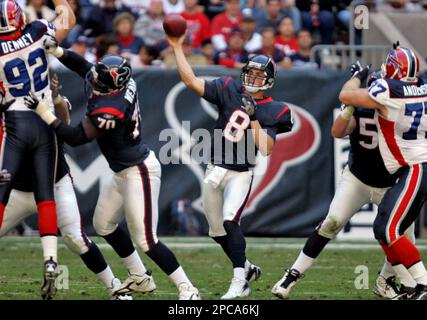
[
  {"x1": 0, "y1": 19, "x2": 54, "y2": 111},
  {"x1": 368, "y1": 78, "x2": 427, "y2": 174}
]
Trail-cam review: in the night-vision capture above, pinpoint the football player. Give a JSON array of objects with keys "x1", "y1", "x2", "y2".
[
  {"x1": 0, "y1": 75, "x2": 131, "y2": 300},
  {"x1": 167, "y1": 34, "x2": 293, "y2": 299},
  {"x1": 272, "y1": 67, "x2": 418, "y2": 300},
  {"x1": 340, "y1": 43, "x2": 427, "y2": 300},
  {"x1": 26, "y1": 41, "x2": 200, "y2": 300},
  {"x1": 0, "y1": 0, "x2": 75, "y2": 299}
]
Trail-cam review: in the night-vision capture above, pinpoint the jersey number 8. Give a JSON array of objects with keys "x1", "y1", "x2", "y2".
[{"x1": 224, "y1": 110, "x2": 250, "y2": 143}]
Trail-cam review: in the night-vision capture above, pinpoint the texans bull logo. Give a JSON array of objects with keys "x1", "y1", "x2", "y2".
[{"x1": 164, "y1": 79, "x2": 321, "y2": 214}]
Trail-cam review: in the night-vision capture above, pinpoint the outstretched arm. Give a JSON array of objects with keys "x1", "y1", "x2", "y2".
[
  {"x1": 167, "y1": 34, "x2": 205, "y2": 96},
  {"x1": 51, "y1": 0, "x2": 76, "y2": 42}
]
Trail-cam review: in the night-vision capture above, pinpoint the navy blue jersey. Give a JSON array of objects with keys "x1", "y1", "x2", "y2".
[
  {"x1": 348, "y1": 108, "x2": 397, "y2": 188},
  {"x1": 203, "y1": 76, "x2": 293, "y2": 171},
  {"x1": 86, "y1": 78, "x2": 150, "y2": 172}
]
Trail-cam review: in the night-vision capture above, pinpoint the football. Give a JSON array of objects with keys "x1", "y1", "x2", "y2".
[{"x1": 163, "y1": 14, "x2": 187, "y2": 38}]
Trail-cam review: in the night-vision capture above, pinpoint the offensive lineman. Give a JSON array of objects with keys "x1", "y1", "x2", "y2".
[
  {"x1": 0, "y1": 0, "x2": 75, "y2": 299},
  {"x1": 167, "y1": 33, "x2": 293, "y2": 299},
  {"x1": 0, "y1": 76, "x2": 131, "y2": 300},
  {"x1": 340, "y1": 44, "x2": 427, "y2": 299},
  {"x1": 26, "y1": 40, "x2": 200, "y2": 300},
  {"x1": 272, "y1": 67, "x2": 419, "y2": 300}
]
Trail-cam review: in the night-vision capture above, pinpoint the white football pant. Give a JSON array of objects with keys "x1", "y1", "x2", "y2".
[
  {"x1": 202, "y1": 164, "x2": 253, "y2": 237},
  {"x1": 0, "y1": 174, "x2": 92, "y2": 254},
  {"x1": 93, "y1": 151, "x2": 160, "y2": 252}
]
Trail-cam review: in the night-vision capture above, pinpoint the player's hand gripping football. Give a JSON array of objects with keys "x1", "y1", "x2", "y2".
[
  {"x1": 24, "y1": 93, "x2": 57, "y2": 125},
  {"x1": 241, "y1": 93, "x2": 257, "y2": 120},
  {"x1": 166, "y1": 33, "x2": 186, "y2": 49},
  {"x1": 0, "y1": 169, "x2": 11, "y2": 186},
  {"x1": 43, "y1": 34, "x2": 64, "y2": 58}
]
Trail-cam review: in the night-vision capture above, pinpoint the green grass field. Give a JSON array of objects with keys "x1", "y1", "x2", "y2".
[{"x1": 1, "y1": 236, "x2": 426, "y2": 300}]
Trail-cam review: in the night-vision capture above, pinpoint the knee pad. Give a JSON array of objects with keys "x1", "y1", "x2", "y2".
[
  {"x1": 62, "y1": 233, "x2": 90, "y2": 255},
  {"x1": 318, "y1": 216, "x2": 344, "y2": 239},
  {"x1": 93, "y1": 215, "x2": 116, "y2": 236}
]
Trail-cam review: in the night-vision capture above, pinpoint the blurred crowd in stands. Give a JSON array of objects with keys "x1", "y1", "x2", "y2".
[{"x1": 15, "y1": 0, "x2": 427, "y2": 70}]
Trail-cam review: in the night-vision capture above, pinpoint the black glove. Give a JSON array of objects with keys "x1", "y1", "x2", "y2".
[
  {"x1": 0, "y1": 169, "x2": 11, "y2": 186},
  {"x1": 350, "y1": 61, "x2": 362, "y2": 77},
  {"x1": 367, "y1": 70, "x2": 382, "y2": 87},
  {"x1": 354, "y1": 64, "x2": 371, "y2": 82},
  {"x1": 24, "y1": 92, "x2": 43, "y2": 110},
  {"x1": 241, "y1": 93, "x2": 257, "y2": 121},
  {"x1": 0, "y1": 99, "x2": 15, "y2": 113}
]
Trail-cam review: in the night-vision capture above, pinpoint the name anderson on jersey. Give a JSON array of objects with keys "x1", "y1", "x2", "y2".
[
  {"x1": 0, "y1": 33, "x2": 34, "y2": 54},
  {"x1": 403, "y1": 84, "x2": 427, "y2": 97}
]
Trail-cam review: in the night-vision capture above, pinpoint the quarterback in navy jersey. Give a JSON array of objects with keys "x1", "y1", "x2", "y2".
[
  {"x1": 0, "y1": 0, "x2": 75, "y2": 300},
  {"x1": 168, "y1": 32, "x2": 293, "y2": 299},
  {"x1": 27, "y1": 39, "x2": 200, "y2": 300}
]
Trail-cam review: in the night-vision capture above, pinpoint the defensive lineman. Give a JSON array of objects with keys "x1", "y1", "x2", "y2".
[
  {"x1": 340, "y1": 43, "x2": 427, "y2": 299},
  {"x1": 26, "y1": 39, "x2": 200, "y2": 299},
  {"x1": 167, "y1": 32, "x2": 293, "y2": 299},
  {"x1": 0, "y1": 0, "x2": 75, "y2": 299},
  {"x1": 272, "y1": 67, "x2": 417, "y2": 300}
]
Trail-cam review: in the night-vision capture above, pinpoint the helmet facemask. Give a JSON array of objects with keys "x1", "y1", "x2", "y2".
[{"x1": 241, "y1": 68, "x2": 274, "y2": 93}]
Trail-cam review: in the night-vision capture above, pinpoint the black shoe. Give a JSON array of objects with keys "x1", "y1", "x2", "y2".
[
  {"x1": 40, "y1": 257, "x2": 58, "y2": 300},
  {"x1": 411, "y1": 284, "x2": 427, "y2": 300},
  {"x1": 393, "y1": 285, "x2": 417, "y2": 300}
]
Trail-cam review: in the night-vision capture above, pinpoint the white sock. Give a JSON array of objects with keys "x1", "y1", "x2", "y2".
[
  {"x1": 244, "y1": 260, "x2": 251, "y2": 271},
  {"x1": 122, "y1": 250, "x2": 146, "y2": 275},
  {"x1": 379, "y1": 258, "x2": 395, "y2": 279},
  {"x1": 96, "y1": 266, "x2": 115, "y2": 288},
  {"x1": 41, "y1": 235, "x2": 57, "y2": 262},
  {"x1": 291, "y1": 252, "x2": 315, "y2": 274},
  {"x1": 392, "y1": 264, "x2": 417, "y2": 288},
  {"x1": 233, "y1": 267, "x2": 245, "y2": 281},
  {"x1": 408, "y1": 261, "x2": 427, "y2": 285},
  {"x1": 169, "y1": 266, "x2": 192, "y2": 288}
]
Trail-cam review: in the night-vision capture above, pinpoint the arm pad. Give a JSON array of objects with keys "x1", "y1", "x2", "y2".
[
  {"x1": 59, "y1": 50, "x2": 94, "y2": 79},
  {"x1": 52, "y1": 119, "x2": 91, "y2": 146}
]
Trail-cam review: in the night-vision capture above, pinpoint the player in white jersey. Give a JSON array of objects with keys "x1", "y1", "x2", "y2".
[
  {"x1": 339, "y1": 43, "x2": 427, "y2": 300},
  {"x1": 0, "y1": 0, "x2": 75, "y2": 299}
]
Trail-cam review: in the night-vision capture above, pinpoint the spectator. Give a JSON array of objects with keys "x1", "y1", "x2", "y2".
[
  {"x1": 163, "y1": 0, "x2": 185, "y2": 14},
  {"x1": 255, "y1": 0, "x2": 284, "y2": 33},
  {"x1": 240, "y1": 13, "x2": 262, "y2": 53},
  {"x1": 283, "y1": 29, "x2": 319, "y2": 68},
  {"x1": 281, "y1": 0, "x2": 302, "y2": 31},
  {"x1": 114, "y1": 12, "x2": 145, "y2": 57},
  {"x1": 96, "y1": 34, "x2": 120, "y2": 60},
  {"x1": 83, "y1": 0, "x2": 135, "y2": 38},
  {"x1": 164, "y1": 35, "x2": 208, "y2": 67},
  {"x1": 241, "y1": 0, "x2": 265, "y2": 22},
  {"x1": 201, "y1": 39, "x2": 215, "y2": 64},
  {"x1": 25, "y1": 0, "x2": 56, "y2": 22},
  {"x1": 255, "y1": 27, "x2": 286, "y2": 66},
  {"x1": 122, "y1": 0, "x2": 150, "y2": 15},
  {"x1": 134, "y1": 0, "x2": 167, "y2": 48},
  {"x1": 181, "y1": 0, "x2": 211, "y2": 49},
  {"x1": 214, "y1": 29, "x2": 249, "y2": 69},
  {"x1": 130, "y1": 45, "x2": 163, "y2": 68},
  {"x1": 296, "y1": 0, "x2": 335, "y2": 44},
  {"x1": 199, "y1": 0, "x2": 225, "y2": 20},
  {"x1": 275, "y1": 16, "x2": 299, "y2": 55},
  {"x1": 211, "y1": 0, "x2": 243, "y2": 51}
]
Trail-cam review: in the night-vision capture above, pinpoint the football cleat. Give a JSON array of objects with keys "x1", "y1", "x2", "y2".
[
  {"x1": 108, "y1": 278, "x2": 133, "y2": 300},
  {"x1": 411, "y1": 284, "x2": 427, "y2": 300},
  {"x1": 40, "y1": 257, "x2": 58, "y2": 300},
  {"x1": 221, "y1": 278, "x2": 251, "y2": 300},
  {"x1": 113, "y1": 271, "x2": 156, "y2": 295},
  {"x1": 372, "y1": 275, "x2": 400, "y2": 299},
  {"x1": 272, "y1": 268, "x2": 303, "y2": 299},
  {"x1": 392, "y1": 285, "x2": 417, "y2": 300},
  {"x1": 178, "y1": 283, "x2": 201, "y2": 300},
  {"x1": 245, "y1": 261, "x2": 262, "y2": 283}
]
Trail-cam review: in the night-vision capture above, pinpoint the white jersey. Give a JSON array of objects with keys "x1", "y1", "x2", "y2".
[
  {"x1": 0, "y1": 19, "x2": 54, "y2": 111},
  {"x1": 368, "y1": 78, "x2": 427, "y2": 173}
]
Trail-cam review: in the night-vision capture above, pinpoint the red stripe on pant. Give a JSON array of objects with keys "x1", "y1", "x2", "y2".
[
  {"x1": 232, "y1": 176, "x2": 253, "y2": 223},
  {"x1": 0, "y1": 203, "x2": 5, "y2": 230},
  {"x1": 37, "y1": 200, "x2": 58, "y2": 236},
  {"x1": 137, "y1": 164, "x2": 155, "y2": 251},
  {"x1": 388, "y1": 164, "x2": 420, "y2": 242}
]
